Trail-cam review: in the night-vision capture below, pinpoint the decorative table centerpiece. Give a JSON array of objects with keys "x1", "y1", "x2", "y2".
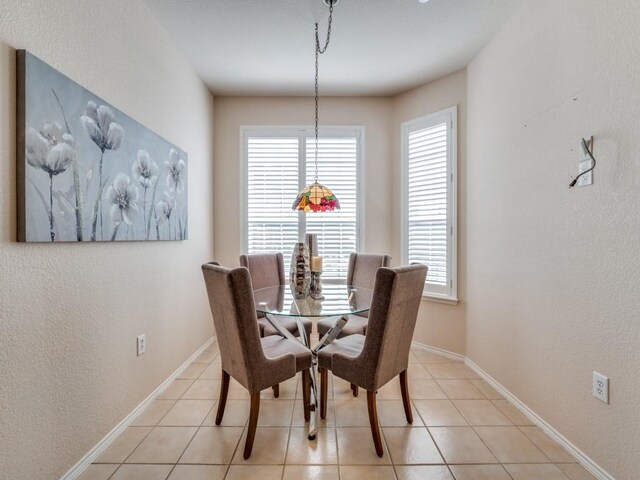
[{"x1": 290, "y1": 242, "x2": 310, "y2": 299}]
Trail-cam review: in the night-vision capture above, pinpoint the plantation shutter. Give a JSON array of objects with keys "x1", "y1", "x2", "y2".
[
  {"x1": 305, "y1": 135, "x2": 358, "y2": 280},
  {"x1": 406, "y1": 113, "x2": 454, "y2": 297},
  {"x1": 246, "y1": 136, "x2": 300, "y2": 272},
  {"x1": 245, "y1": 129, "x2": 361, "y2": 280}
]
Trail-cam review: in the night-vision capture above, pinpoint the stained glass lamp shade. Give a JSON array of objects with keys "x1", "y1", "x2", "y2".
[{"x1": 293, "y1": 182, "x2": 340, "y2": 212}]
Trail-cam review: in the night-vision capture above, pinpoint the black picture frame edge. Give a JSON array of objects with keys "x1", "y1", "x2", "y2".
[{"x1": 16, "y1": 49, "x2": 26, "y2": 243}]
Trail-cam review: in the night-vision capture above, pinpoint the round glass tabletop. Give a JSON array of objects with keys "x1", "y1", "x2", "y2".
[{"x1": 253, "y1": 284, "x2": 373, "y2": 317}]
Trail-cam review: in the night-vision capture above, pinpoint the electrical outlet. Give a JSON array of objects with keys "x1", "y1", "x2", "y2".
[
  {"x1": 578, "y1": 140, "x2": 593, "y2": 186},
  {"x1": 137, "y1": 334, "x2": 146, "y2": 356},
  {"x1": 593, "y1": 371, "x2": 609, "y2": 404}
]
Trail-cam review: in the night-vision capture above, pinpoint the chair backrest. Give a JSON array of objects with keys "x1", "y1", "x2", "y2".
[
  {"x1": 357, "y1": 264, "x2": 427, "y2": 390},
  {"x1": 347, "y1": 253, "x2": 391, "y2": 319},
  {"x1": 201, "y1": 263, "x2": 266, "y2": 391},
  {"x1": 239, "y1": 253, "x2": 285, "y2": 290},
  {"x1": 347, "y1": 253, "x2": 392, "y2": 290}
]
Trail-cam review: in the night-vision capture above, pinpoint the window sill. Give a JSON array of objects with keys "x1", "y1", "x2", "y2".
[{"x1": 421, "y1": 294, "x2": 459, "y2": 306}]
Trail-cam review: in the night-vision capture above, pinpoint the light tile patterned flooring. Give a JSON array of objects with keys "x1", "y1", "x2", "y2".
[{"x1": 79, "y1": 342, "x2": 596, "y2": 480}]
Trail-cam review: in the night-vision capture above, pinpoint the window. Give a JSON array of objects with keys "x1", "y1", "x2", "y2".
[
  {"x1": 401, "y1": 107, "x2": 457, "y2": 302},
  {"x1": 242, "y1": 127, "x2": 362, "y2": 281}
]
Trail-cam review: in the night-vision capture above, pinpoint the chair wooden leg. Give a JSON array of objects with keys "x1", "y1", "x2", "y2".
[
  {"x1": 302, "y1": 370, "x2": 311, "y2": 422},
  {"x1": 351, "y1": 383, "x2": 359, "y2": 397},
  {"x1": 319, "y1": 367, "x2": 328, "y2": 419},
  {"x1": 215, "y1": 370, "x2": 230, "y2": 425},
  {"x1": 366, "y1": 390, "x2": 384, "y2": 457},
  {"x1": 243, "y1": 393, "x2": 261, "y2": 459},
  {"x1": 272, "y1": 384, "x2": 280, "y2": 398},
  {"x1": 399, "y1": 370, "x2": 413, "y2": 424}
]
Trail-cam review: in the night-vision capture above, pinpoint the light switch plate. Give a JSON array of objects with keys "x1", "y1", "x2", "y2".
[
  {"x1": 578, "y1": 160, "x2": 593, "y2": 186},
  {"x1": 578, "y1": 140, "x2": 593, "y2": 186}
]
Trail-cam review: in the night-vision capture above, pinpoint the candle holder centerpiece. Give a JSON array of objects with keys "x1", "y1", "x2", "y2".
[{"x1": 309, "y1": 255, "x2": 324, "y2": 299}]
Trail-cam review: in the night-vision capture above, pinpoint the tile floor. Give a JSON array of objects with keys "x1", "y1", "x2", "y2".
[{"x1": 79, "y1": 342, "x2": 597, "y2": 480}]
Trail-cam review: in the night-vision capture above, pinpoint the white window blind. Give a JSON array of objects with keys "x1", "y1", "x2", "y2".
[
  {"x1": 243, "y1": 128, "x2": 361, "y2": 280},
  {"x1": 402, "y1": 107, "x2": 457, "y2": 301},
  {"x1": 246, "y1": 136, "x2": 300, "y2": 264},
  {"x1": 305, "y1": 136, "x2": 358, "y2": 279}
]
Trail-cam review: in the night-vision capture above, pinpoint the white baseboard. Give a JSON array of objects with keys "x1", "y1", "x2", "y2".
[
  {"x1": 60, "y1": 337, "x2": 214, "y2": 480},
  {"x1": 411, "y1": 340, "x2": 466, "y2": 362},
  {"x1": 411, "y1": 342, "x2": 613, "y2": 480},
  {"x1": 62, "y1": 338, "x2": 613, "y2": 480},
  {"x1": 464, "y1": 357, "x2": 614, "y2": 480}
]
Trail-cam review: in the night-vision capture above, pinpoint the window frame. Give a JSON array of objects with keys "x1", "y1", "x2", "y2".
[
  {"x1": 240, "y1": 125, "x2": 364, "y2": 283},
  {"x1": 400, "y1": 106, "x2": 458, "y2": 304}
]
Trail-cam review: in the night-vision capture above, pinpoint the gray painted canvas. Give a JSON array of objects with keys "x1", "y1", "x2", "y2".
[{"x1": 17, "y1": 50, "x2": 188, "y2": 242}]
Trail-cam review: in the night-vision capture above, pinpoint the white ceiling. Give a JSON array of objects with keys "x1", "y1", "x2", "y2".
[{"x1": 144, "y1": 0, "x2": 522, "y2": 96}]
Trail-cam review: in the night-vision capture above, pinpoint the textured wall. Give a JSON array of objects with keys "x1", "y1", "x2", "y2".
[
  {"x1": 391, "y1": 69, "x2": 467, "y2": 355},
  {"x1": 466, "y1": 1, "x2": 640, "y2": 478},
  {"x1": 0, "y1": 1, "x2": 215, "y2": 479},
  {"x1": 213, "y1": 96, "x2": 393, "y2": 266}
]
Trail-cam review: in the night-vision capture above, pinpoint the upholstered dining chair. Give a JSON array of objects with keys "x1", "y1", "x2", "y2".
[
  {"x1": 202, "y1": 263, "x2": 312, "y2": 458},
  {"x1": 240, "y1": 253, "x2": 313, "y2": 338},
  {"x1": 317, "y1": 264, "x2": 427, "y2": 457},
  {"x1": 317, "y1": 253, "x2": 391, "y2": 339}
]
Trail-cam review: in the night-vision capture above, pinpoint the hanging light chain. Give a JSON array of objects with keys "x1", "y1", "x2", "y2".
[
  {"x1": 314, "y1": 2, "x2": 334, "y2": 184},
  {"x1": 292, "y1": 1, "x2": 340, "y2": 213}
]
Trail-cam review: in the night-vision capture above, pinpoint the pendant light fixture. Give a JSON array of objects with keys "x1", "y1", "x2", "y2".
[{"x1": 293, "y1": 0, "x2": 340, "y2": 213}]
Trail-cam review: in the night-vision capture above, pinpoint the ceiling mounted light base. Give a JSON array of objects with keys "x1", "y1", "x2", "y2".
[{"x1": 324, "y1": 0, "x2": 339, "y2": 6}]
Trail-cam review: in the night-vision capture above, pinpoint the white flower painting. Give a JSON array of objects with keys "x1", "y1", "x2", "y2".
[{"x1": 17, "y1": 51, "x2": 188, "y2": 242}]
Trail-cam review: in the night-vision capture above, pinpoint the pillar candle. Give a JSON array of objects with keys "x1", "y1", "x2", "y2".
[{"x1": 310, "y1": 256, "x2": 323, "y2": 272}]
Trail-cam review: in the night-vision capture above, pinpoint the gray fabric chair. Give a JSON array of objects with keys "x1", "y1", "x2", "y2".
[
  {"x1": 317, "y1": 264, "x2": 427, "y2": 457},
  {"x1": 201, "y1": 263, "x2": 312, "y2": 459},
  {"x1": 240, "y1": 253, "x2": 312, "y2": 339},
  {"x1": 317, "y1": 253, "x2": 391, "y2": 338}
]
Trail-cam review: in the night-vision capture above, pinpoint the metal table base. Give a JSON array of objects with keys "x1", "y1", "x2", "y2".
[{"x1": 265, "y1": 313, "x2": 347, "y2": 440}]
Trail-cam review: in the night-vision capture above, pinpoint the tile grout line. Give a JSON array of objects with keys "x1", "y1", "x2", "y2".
[
  {"x1": 329, "y1": 374, "x2": 346, "y2": 480},
  {"x1": 99, "y1": 374, "x2": 202, "y2": 477},
  {"x1": 167, "y1": 374, "x2": 219, "y2": 479},
  {"x1": 162, "y1": 359, "x2": 216, "y2": 472},
  {"x1": 410, "y1": 362, "x2": 511, "y2": 479},
  {"x1": 414, "y1": 396, "x2": 449, "y2": 471},
  {"x1": 109, "y1": 354, "x2": 211, "y2": 480},
  {"x1": 280, "y1": 374, "x2": 299, "y2": 480},
  {"x1": 418, "y1": 358, "x2": 519, "y2": 478},
  {"x1": 105, "y1": 464, "x2": 121, "y2": 480},
  {"x1": 220, "y1": 359, "x2": 247, "y2": 480},
  {"x1": 166, "y1": 347, "x2": 220, "y2": 478},
  {"x1": 102, "y1": 419, "x2": 158, "y2": 479},
  {"x1": 379, "y1": 423, "x2": 399, "y2": 479},
  {"x1": 470, "y1": 422, "x2": 552, "y2": 464},
  {"x1": 104, "y1": 345, "x2": 219, "y2": 480},
  {"x1": 223, "y1": 420, "x2": 248, "y2": 478},
  {"x1": 96, "y1": 350, "x2": 581, "y2": 480}
]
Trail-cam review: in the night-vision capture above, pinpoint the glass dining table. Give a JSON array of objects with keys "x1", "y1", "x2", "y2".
[{"x1": 253, "y1": 284, "x2": 373, "y2": 440}]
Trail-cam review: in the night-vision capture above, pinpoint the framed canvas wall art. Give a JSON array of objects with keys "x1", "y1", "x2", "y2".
[{"x1": 17, "y1": 50, "x2": 188, "y2": 242}]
